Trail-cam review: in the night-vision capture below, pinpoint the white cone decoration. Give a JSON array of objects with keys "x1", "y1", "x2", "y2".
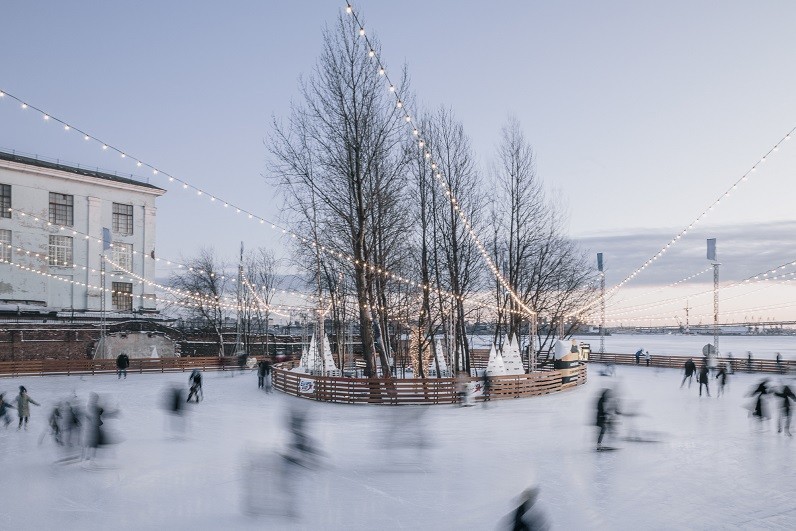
[
  {"x1": 485, "y1": 344, "x2": 507, "y2": 377},
  {"x1": 501, "y1": 335, "x2": 525, "y2": 375},
  {"x1": 428, "y1": 338, "x2": 451, "y2": 377},
  {"x1": 553, "y1": 339, "x2": 569, "y2": 361},
  {"x1": 302, "y1": 333, "x2": 339, "y2": 375}
]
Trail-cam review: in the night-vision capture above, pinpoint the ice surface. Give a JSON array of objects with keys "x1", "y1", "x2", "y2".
[{"x1": 0, "y1": 366, "x2": 794, "y2": 530}]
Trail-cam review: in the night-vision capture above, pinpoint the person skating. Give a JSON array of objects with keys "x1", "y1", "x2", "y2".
[
  {"x1": 595, "y1": 388, "x2": 619, "y2": 449},
  {"x1": 748, "y1": 379, "x2": 769, "y2": 422},
  {"x1": 715, "y1": 366, "x2": 728, "y2": 397},
  {"x1": 645, "y1": 351, "x2": 651, "y2": 367},
  {"x1": 775, "y1": 352, "x2": 783, "y2": 374},
  {"x1": 15, "y1": 386, "x2": 40, "y2": 430},
  {"x1": 257, "y1": 360, "x2": 267, "y2": 389},
  {"x1": 187, "y1": 369, "x2": 203, "y2": 402},
  {"x1": 698, "y1": 365, "x2": 710, "y2": 397},
  {"x1": 635, "y1": 349, "x2": 642, "y2": 365},
  {"x1": 116, "y1": 353, "x2": 130, "y2": 379},
  {"x1": 482, "y1": 371, "x2": 493, "y2": 405},
  {"x1": 263, "y1": 360, "x2": 273, "y2": 393},
  {"x1": 0, "y1": 392, "x2": 15, "y2": 428},
  {"x1": 773, "y1": 384, "x2": 795, "y2": 436},
  {"x1": 680, "y1": 358, "x2": 697, "y2": 388}
]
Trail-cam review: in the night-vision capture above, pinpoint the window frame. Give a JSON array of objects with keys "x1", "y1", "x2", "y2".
[
  {"x1": 0, "y1": 229, "x2": 11, "y2": 262},
  {"x1": 49, "y1": 192, "x2": 74, "y2": 226},
  {"x1": 112, "y1": 242, "x2": 133, "y2": 271},
  {"x1": 0, "y1": 184, "x2": 10, "y2": 218},
  {"x1": 48, "y1": 235, "x2": 73, "y2": 267},
  {"x1": 112, "y1": 202, "x2": 133, "y2": 235},
  {"x1": 112, "y1": 281, "x2": 134, "y2": 311}
]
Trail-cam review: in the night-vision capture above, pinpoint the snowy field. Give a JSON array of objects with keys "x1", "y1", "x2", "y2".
[{"x1": 0, "y1": 367, "x2": 794, "y2": 530}]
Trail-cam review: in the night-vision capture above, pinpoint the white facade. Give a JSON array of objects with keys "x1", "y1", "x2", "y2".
[{"x1": 0, "y1": 152, "x2": 165, "y2": 313}]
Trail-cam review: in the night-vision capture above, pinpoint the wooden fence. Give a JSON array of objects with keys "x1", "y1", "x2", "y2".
[
  {"x1": 271, "y1": 363, "x2": 587, "y2": 405},
  {"x1": 0, "y1": 356, "x2": 245, "y2": 378},
  {"x1": 588, "y1": 352, "x2": 793, "y2": 374}
]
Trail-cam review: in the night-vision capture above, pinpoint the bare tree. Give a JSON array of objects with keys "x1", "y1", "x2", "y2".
[
  {"x1": 268, "y1": 13, "x2": 410, "y2": 377},
  {"x1": 168, "y1": 248, "x2": 231, "y2": 356}
]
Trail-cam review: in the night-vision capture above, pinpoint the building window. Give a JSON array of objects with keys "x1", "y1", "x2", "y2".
[
  {"x1": 49, "y1": 192, "x2": 74, "y2": 226},
  {"x1": 113, "y1": 203, "x2": 133, "y2": 235},
  {"x1": 112, "y1": 242, "x2": 133, "y2": 271},
  {"x1": 0, "y1": 184, "x2": 10, "y2": 218},
  {"x1": 0, "y1": 229, "x2": 10, "y2": 262},
  {"x1": 112, "y1": 282, "x2": 133, "y2": 311},
  {"x1": 48, "y1": 235, "x2": 73, "y2": 266}
]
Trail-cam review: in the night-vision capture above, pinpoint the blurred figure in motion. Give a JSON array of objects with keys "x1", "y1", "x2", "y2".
[
  {"x1": 15, "y1": 386, "x2": 40, "y2": 430},
  {"x1": 680, "y1": 358, "x2": 696, "y2": 389},
  {"x1": 775, "y1": 352, "x2": 783, "y2": 374},
  {"x1": 509, "y1": 487, "x2": 550, "y2": 531},
  {"x1": 715, "y1": 365, "x2": 728, "y2": 397},
  {"x1": 44, "y1": 403, "x2": 63, "y2": 446},
  {"x1": 482, "y1": 371, "x2": 493, "y2": 405},
  {"x1": 284, "y1": 403, "x2": 321, "y2": 468},
  {"x1": 645, "y1": 350, "x2": 651, "y2": 367},
  {"x1": 773, "y1": 382, "x2": 794, "y2": 436},
  {"x1": 698, "y1": 365, "x2": 711, "y2": 397},
  {"x1": 187, "y1": 369, "x2": 203, "y2": 403},
  {"x1": 257, "y1": 359, "x2": 266, "y2": 389},
  {"x1": 63, "y1": 397, "x2": 83, "y2": 448},
  {"x1": 747, "y1": 352, "x2": 753, "y2": 372},
  {"x1": 263, "y1": 360, "x2": 273, "y2": 393},
  {"x1": 0, "y1": 392, "x2": 15, "y2": 428},
  {"x1": 595, "y1": 388, "x2": 620, "y2": 450},
  {"x1": 116, "y1": 352, "x2": 129, "y2": 379},
  {"x1": 84, "y1": 393, "x2": 120, "y2": 461},
  {"x1": 747, "y1": 379, "x2": 770, "y2": 427},
  {"x1": 379, "y1": 406, "x2": 431, "y2": 467},
  {"x1": 162, "y1": 384, "x2": 187, "y2": 436}
]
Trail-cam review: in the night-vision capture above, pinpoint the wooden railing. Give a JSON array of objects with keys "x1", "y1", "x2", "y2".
[
  {"x1": 271, "y1": 362, "x2": 587, "y2": 405},
  {"x1": 0, "y1": 356, "x2": 246, "y2": 378},
  {"x1": 588, "y1": 352, "x2": 793, "y2": 374}
]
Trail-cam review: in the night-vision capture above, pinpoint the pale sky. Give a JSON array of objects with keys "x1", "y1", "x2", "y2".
[{"x1": 1, "y1": 1, "x2": 795, "y2": 324}]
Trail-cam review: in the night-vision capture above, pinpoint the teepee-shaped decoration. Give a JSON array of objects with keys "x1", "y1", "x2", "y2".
[
  {"x1": 485, "y1": 343, "x2": 507, "y2": 377},
  {"x1": 501, "y1": 334, "x2": 525, "y2": 375},
  {"x1": 303, "y1": 333, "x2": 339, "y2": 375},
  {"x1": 428, "y1": 338, "x2": 451, "y2": 377}
]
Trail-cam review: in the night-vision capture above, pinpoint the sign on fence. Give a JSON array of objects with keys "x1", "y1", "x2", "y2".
[{"x1": 299, "y1": 378, "x2": 315, "y2": 394}]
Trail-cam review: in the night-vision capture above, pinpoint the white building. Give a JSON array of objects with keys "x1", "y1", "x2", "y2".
[{"x1": 0, "y1": 151, "x2": 165, "y2": 314}]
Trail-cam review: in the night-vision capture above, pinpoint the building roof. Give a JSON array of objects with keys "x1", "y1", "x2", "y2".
[{"x1": 0, "y1": 150, "x2": 166, "y2": 192}]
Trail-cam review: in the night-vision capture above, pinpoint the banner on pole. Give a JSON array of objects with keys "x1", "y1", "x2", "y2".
[
  {"x1": 102, "y1": 227, "x2": 111, "y2": 251},
  {"x1": 706, "y1": 239, "x2": 717, "y2": 261},
  {"x1": 597, "y1": 253, "x2": 603, "y2": 272}
]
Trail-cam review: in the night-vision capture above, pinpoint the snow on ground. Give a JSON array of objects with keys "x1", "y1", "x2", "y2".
[{"x1": 0, "y1": 366, "x2": 794, "y2": 530}]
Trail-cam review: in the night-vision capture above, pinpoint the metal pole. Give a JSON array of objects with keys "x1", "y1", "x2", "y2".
[
  {"x1": 100, "y1": 254, "x2": 106, "y2": 359},
  {"x1": 530, "y1": 314, "x2": 537, "y2": 372},
  {"x1": 714, "y1": 263, "x2": 720, "y2": 357}
]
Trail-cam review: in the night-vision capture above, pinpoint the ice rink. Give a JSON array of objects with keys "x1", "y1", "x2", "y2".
[{"x1": 0, "y1": 365, "x2": 793, "y2": 530}]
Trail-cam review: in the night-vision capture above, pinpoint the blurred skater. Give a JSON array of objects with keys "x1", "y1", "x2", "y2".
[
  {"x1": 698, "y1": 365, "x2": 711, "y2": 397},
  {"x1": 187, "y1": 369, "x2": 203, "y2": 402},
  {"x1": 635, "y1": 349, "x2": 642, "y2": 365},
  {"x1": 257, "y1": 359, "x2": 266, "y2": 389},
  {"x1": 116, "y1": 352, "x2": 130, "y2": 379},
  {"x1": 263, "y1": 360, "x2": 273, "y2": 393},
  {"x1": 715, "y1": 366, "x2": 728, "y2": 397},
  {"x1": 680, "y1": 358, "x2": 697, "y2": 389},
  {"x1": 482, "y1": 371, "x2": 493, "y2": 405},
  {"x1": 163, "y1": 384, "x2": 187, "y2": 436},
  {"x1": 645, "y1": 351, "x2": 651, "y2": 367},
  {"x1": 747, "y1": 379, "x2": 769, "y2": 424},
  {"x1": 595, "y1": 388, "x2": 620, "y2": 449},
  {"x1": 0, "y1": 392, "x2": 16, "y2": 428},
  {"x1": 775, "y1": 352, "x2": 783, "y2": 374},
  {"x1": 773, "y1": 383, "x2": 794, "y2": 436},
  {"x1": 509, "y1": 487, "x2": 550, "y2": 531},
  {"x1": 747, "y1": 352, "x2": 753, "y2": 372},
  {"x1": 15, "y1": 386, "x2": 40, "y2": 430},
  {"x1": 284, "y1": 404, "x2": 321, "y2": 468},
  {"x1": 45, "y1": 403, "x2": 63, "y2": 446},
  {"x1": 84, "y1": 393, "x2": 119, "y2": 460}
]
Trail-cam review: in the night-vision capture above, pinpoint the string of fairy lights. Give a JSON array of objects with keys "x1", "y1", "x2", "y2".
[
  {"x1": 586, "y1": 259, "x2": 796, "y2": 322},
  {"x1": 571, "y1": 126, "x2": 795, "y2": 316}
]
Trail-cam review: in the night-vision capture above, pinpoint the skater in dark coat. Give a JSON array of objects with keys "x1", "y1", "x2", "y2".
[
  {"x1": 748, "y1": 380, "x2": 769, "y2": 421},
  {"x1": 0, "y1": 392, "x2": 15, "y2": 428},
  {"x1": 510, "y1": 487, "x2": 550, "y2": 531},
  {"x1": 698, "y1": 365, "x2": 711, "y2": 397},
  {"x1": 595, "y1": 389, "x2": 619, "y2": 448},
  {"x1": 680, "y1": 358, "x2": 697, "y2": 388},
  {"x1": 773, "y1": 384, "x2": 795, "y2": 436},
  {"x1": 187, "y1": 370, "x2": 203, "y2": 402},
  {"x1": 715, "y1": 367, "x2": 728, "y2": 397},
  {"x1": 257, "y1": 360, "x2": 267, "y2": 389},
  {"x1": 635, "y1": 349, "x2": 642, "y2": 365},
  {"x1": 15, "y1": 386, "x2": 40, "y2": 430},
  {"x1": 116, "y1": 353, "x2": 130, "y2": 379}
]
